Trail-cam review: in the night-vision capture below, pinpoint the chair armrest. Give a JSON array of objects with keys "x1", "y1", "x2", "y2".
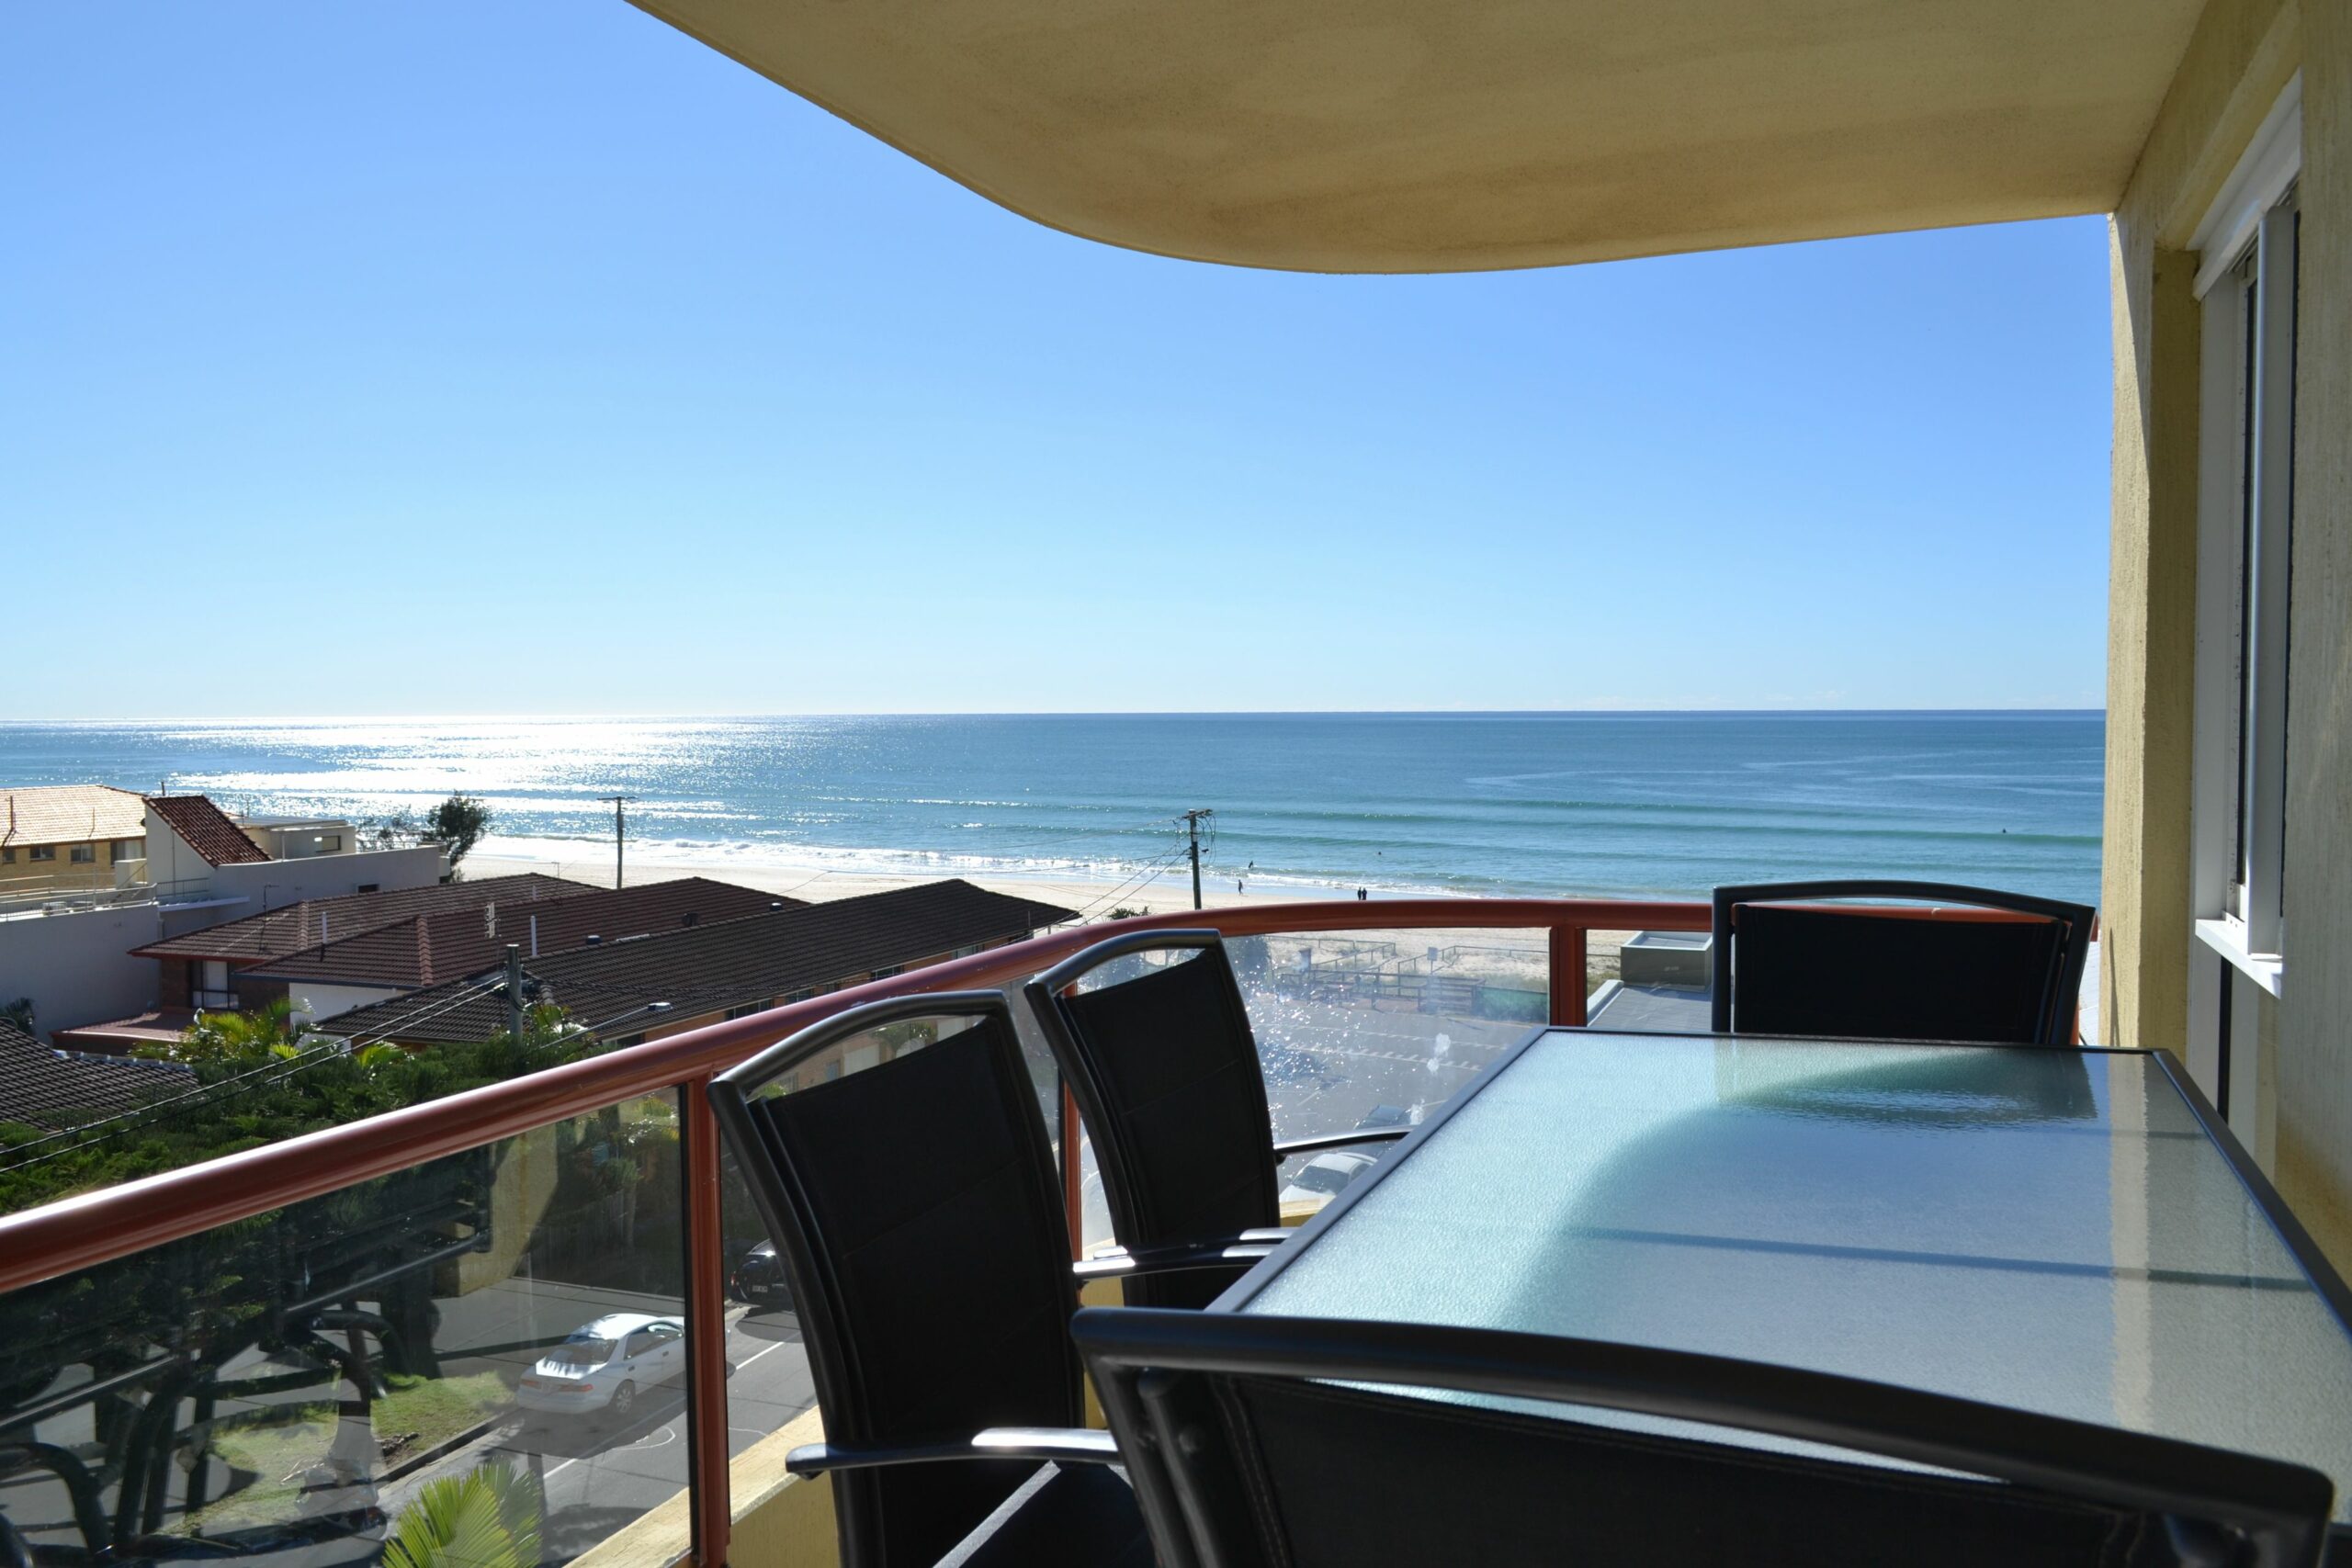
[
  {"x1": 786, "y1": 1427, "x2": 1120, "y2": 1477},
  {"x1": 1072, "y1": 1241, "x2": 1277, "y2": 1282},
  {"x1": 1087, "y1": 1228, "x2": 1292, "y2": 1260},
  {"x1": 1273, "y1": 1126, "x2": 1409, "y2": 1159}
]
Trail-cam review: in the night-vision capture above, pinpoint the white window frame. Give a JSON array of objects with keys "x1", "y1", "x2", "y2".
[
  {"x1": 2185, "y1": 76, "x2": 2299, "y2": 1142},
  {"x1": 2188, "y1": 74, "x2": 2299, "y2": 987}
]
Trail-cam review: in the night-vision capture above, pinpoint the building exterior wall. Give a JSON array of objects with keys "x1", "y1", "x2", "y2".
[
  {"x1": 0, "y1": 846, "x2": 447, "y2": 1040},
  {"x1": 240, "y1": 821, "x2": 358, "y2": 860},
  {"x1": 2101, "y1": 217, "x2": 2204, "y2": 1073},
  {"x1": 2277, "y1": 0, "x2": 2352, "y2": 1269},
  {"x1": 2106, "y1": 0, "x2": 2352, "y2": 1270},
  {"x1": 140, "y1": 816, "x2": 217, "y2": 893},
  {"x1": 0, "y1": 903, "x2": 172, "y2": 1042},
  {"x1": 0, "y1": 789, "x2": 147, "y2": 897},
  {"x1": 199, "y1": 845, "x2": 445, "y2": 909},
  {"x1": 0, "y1": 841, "x2": 123, "y2": 897},
  {"x1": 287, "y1": 982, "x2": 405, "y2": 1023}
]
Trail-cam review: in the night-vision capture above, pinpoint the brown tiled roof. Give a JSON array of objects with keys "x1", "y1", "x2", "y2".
[
  {"x1": 253, "y1": 877, "x2": 794, "y2": 990},
  {"x1": 135, "y1": 873, "x2": 594, "y2": 964},
  {"x1": 0, "y1": 785, "x2": 147, "y2": 850},
  {"x1": 143, "y1": 795, "x2": 272, "y2": 866},
  {"x1": 0, "y1": 1018, "x2": 197, "y2": 1131},
  {"x1": 321, "y1": 879, "x2": 1076, "y2": 1046}
]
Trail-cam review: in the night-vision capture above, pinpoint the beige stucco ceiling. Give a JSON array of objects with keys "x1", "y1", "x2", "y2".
[{"x1": 628, "y1": 0, "x2": 2207, "y2": 273}]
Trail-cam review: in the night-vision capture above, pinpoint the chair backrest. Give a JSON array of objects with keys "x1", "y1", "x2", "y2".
[
  {"x1": 1710, "y1": 880, "x2": 2096, "y2": 1045},
  {"x1": 1024, "y1": 931, "x2": 1277, "y2": 1310},
  {"x1": 707, "y1": 993, "x2": 1081, "y2": 1568},
  {"x1": 1074, "y1": 1307, "x2": 2333, "y2": 1568}
]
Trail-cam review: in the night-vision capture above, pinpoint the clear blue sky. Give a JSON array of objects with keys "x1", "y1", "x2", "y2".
[{"x1": 4, "y1": 4, "x2": 2112, "y2": 717}]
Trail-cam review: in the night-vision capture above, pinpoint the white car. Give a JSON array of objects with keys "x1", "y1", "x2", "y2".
[
  {"x1": 515, "y1": 1312, "x2": 684, "y2": 1421},
  {"x1": 1278, "y1": 1150, "x2": 1376, "y2": 1209}
]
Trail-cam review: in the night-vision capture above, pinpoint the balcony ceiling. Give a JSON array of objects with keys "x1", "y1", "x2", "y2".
[{"x1": 628, "y1": 0, "x2": 2204, "y2": 273}]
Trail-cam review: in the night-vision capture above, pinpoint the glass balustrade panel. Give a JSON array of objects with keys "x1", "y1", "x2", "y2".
[
  {"x1": 1229, "y1": 928, "x2": 1551, "y2": 1211},
  {"x1": 1053, "y1": 931, "x2": 1553, "y2": 1219},
  {"x1": 0, "y1": 1089, "x2": 689, "y2": 1568}
]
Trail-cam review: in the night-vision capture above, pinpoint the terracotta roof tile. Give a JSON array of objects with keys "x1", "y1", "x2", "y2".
[
  {"x1": 0, "y1": 1018, "x2": 197, "y2": 1131},
  {"x1": 254, "y1": 877, "x2": 794, "y2": 990},
  {"x1": 135, "y1": 874, "x2": 595, "y2": 963},
  {"x1": 0, "y1": 785, "x2": 147, "y2": 850},
  {"x1": 143, "y1": 795, "x2": 272, "y2": 866},
  {"x1": 322, "y1": 879, "x2": 1076, "y2": 1045}
]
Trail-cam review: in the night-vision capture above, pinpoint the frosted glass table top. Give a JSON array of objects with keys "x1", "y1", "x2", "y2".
[{"x1": 1228, "y1": 1030, "x2": 2352, "y2": 1522}]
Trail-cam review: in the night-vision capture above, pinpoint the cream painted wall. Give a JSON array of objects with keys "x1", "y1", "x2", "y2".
[
  {"x1": 2100, "y1": 223, "x2": 2201, "y2": 1067},
  {"x1": 2107, "y1": 0, "x2": 2352, "y2": 1271},
  {"x1": 141, "y1": 815, "x2": 215, "y2": 892},
  {"x1": 2276, "y1": 0, "x2": 2352, "y2": 1269},
  {"x1": 2105, "y1": 0, "x2": 2295, "y2": 1061}
]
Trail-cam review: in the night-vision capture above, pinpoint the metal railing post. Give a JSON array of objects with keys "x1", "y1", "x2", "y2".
[
  {"x1": 683, "y1": 1082, "x2": 732, "y2": 1567},
  {"x1": 1061, "y1": 1084, "x2": 1086, "y2": 1261},
  {"x1": 1547, "y1": 925, "x2": 1589, "y2": 1027}
]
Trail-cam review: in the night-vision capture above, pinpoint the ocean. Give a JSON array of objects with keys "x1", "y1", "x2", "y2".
[{"x1": 0, "y1": 713, "x2": 2103, "y2": 907}]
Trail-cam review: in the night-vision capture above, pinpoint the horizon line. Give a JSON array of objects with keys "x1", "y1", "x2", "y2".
[{"x1": 1, "y1": 706, "x2": 2109, "y2": 725}]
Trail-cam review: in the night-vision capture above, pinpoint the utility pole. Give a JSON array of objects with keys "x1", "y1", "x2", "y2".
[
  {"x1": 601, "y1": 795, "x2": 633, "y2": 888},
  {"x1": 1178, "y1": 808, "x2": 1214, "y2": 911},
  {"x1": 505, "y1": 943, "x2": 525, "y2": 1041}
]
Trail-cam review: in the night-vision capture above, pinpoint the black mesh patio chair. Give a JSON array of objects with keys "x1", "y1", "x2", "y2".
[
  {"x1": 1024, "y1": 931, "x2": 1412, "y2": 1310},
  {"x1": 1710, "y1": 880, "x2": 2097, "y2": 1045},
  {"x1": 1074, "y1": 1306, "x2": 2334, "y2": 1568},
  {"x1": 708, "y1": 991, "x2": 1261, "y2": 1568}
]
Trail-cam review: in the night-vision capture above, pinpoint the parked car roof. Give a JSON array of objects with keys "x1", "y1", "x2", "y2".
[{"x1": 565, "y1": 1311, "x2": 678, "y2": 1339}]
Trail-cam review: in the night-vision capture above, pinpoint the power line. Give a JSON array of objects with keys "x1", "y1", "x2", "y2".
[
  {"x1": 338, "y1": 970, "x2": 514, "y2": 1050},
  {"x1": 0, "y1": 1040, "x2": 351, "y2": 1173},
  {"x1": 1067, "y1": 843, "x2": 1192, "y2": 923},
  {"x1": 935, "y1": 814, "x2": 1198, "y2": 862},
  {"x1": 0, "y1": 1040, "x2": 345, "y2": 1169},
  {"x1": 0, "y1": 972, "x2": 516, "y2": 1173}
]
